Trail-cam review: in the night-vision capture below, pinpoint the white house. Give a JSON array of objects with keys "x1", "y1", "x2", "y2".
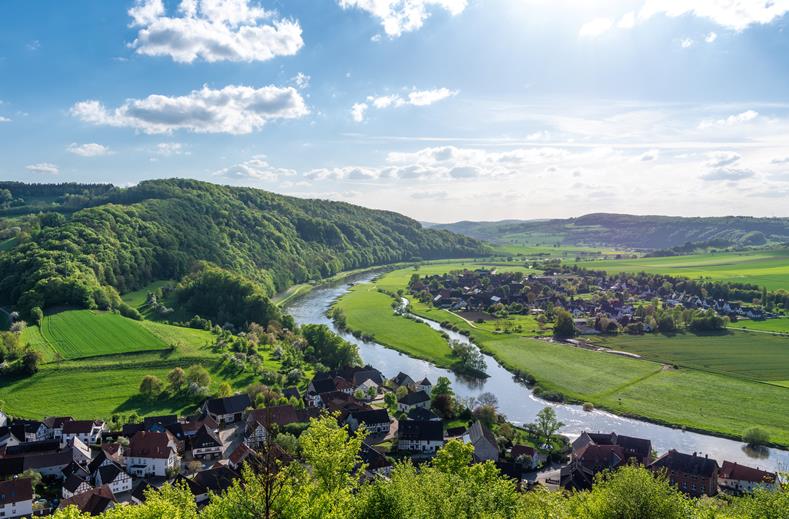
[
  {"x1": 61, "y1": 420, "x2": 105, "y2": 447},
  {"x1": 344, "y1": 409, "x2": 390, "y2": 434},
  {"x1": 719, "y1": 461, "x2": 780, "y2": 493},
  {"x1": 190, "y1": 425, "x2": 223, "y2": 460},
  {"x1": 127, "y1": 431, "x2": 180, "y2": 477},
  {"x1": 43, "y1": 416, "x2": 73, "y2": 441},
  {"x1": 0, "y1": 410, "x2": 7, "y2": 428},
  {"x1": 62, "y1": 473, "x2": 92, "y2": 500},
  {"x1": 0, "y1": 478, "x2": 33, "y2": 519},
  {"x1": 202, "y1": 394, "x2": 251, "y2": 425},
  {"x1": 397, "y1": 420, "x2": 444, "y2": 453},
  {"x1": 415, "y1": 378, "x2": 432, "y2": 396},
  {"x1": 94, "y1": 462, "x2": 133, "y2": 495},
  {"x1": 397, "y1": 390, "x2": 431, "y2": 412}
]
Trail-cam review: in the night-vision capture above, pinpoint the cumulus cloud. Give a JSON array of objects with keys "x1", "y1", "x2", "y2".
[
  {"x1": 618, "y1": 12, "x2": 636, "y2": 29},
  {"x1": 638, "y1": 149, "x2": 659, "y2": 161},
  {"x1": 0, "y1": 116, "x2": 10, "y2": 123},
  {"x1": 26, "y1": 162, "x2": 59, "y2": 175},
  {"x1": 214, "y1": 155, "x2": 297, "y2": 181},
  {"x1": 71, "y1": 84, "x2": 308, "y2": 134},
  {"x1": 291, "y1": 72, "x2": 310, "y2": 89},
  {"x1": 701, "y1": 167, "x2": 755, "y2": 181},
  {"x1": 338, "y1": 0, "x2": 467, "y2": 37},
  {"x1": 351, "y1": 88, "x2": 456, "y2": 122},
  {"x1": 639, "y1": 0, "x2": 789, "y2": 32},
  {"x1": 67, "y1": 142, "x2": 111, "y2": 157},
  {"x1": 154, "y1": 142, "x2": 189, "y2": 156},
  {"x1": 579, "y1": 17, "x2": 613, "y2": 38},
  {"x1": 680, "y1": 38, "x2": 694, "y2": 48},
  {"x1": 705, "y1": 31, "x2": 718, "y2": 43},
  {"x1": 128, "y1": 0, "x2": 303, "y2": 63},
  {"x1": 305, "y1": 166, "x2": 383, "y2": 181},
  {"x1": 705, "y1": 151, "x2": 741, "y2": 168},
  {"x1": 698, "y1": 110, "x2": 758, "y2": 129},
  {"x1": 411, "y1": 190, "x2": 448, "y2": 200}
]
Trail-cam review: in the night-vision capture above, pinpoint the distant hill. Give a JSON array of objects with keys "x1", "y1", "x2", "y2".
[
  {"x1": 0, "y1": 179, "x2": 485, "y2": 315},
  {"x1": 432, "y1": 213, "x2": 789, "y2": 249}
]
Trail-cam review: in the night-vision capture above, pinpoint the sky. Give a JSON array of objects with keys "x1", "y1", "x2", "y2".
[{"x1": 2, "y1": 1, "x2": 789, "y2": 223}]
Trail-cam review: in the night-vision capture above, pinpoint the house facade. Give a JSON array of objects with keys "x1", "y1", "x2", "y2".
[
  {"x1": 648, "y1": 450, "x2": 719, "y2": 497},
  {"x1": 202, "y1": 394, "x2": 252, "y2": 425},
  {"x1": 127, "y1": 431, "x2": 180, "y2": 477},
  {"x1": 719, "y1": 461, "x2": 779, "y2": 493},
  {"x1": 0, "y1": 478, "x2": 33, "y2": 519},
  {"x1": 397, "y1": 420, "x2": 444, "y2": 453}
]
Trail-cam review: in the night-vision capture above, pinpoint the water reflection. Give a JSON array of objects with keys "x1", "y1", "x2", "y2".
[{"x1": 286, "y1": 273, "x2": 789, "y2": 473}]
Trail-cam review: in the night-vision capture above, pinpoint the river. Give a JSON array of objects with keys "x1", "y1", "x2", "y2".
[{"x1": 286, "y1": 272, "x2": 789, "y2": 473}]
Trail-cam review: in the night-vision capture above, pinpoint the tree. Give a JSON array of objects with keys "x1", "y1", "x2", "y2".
[
  {"x1": 186, "y1": 460, "x2": 203, "y2": 475},
  {"x1": 167, "y1": 367, "x2": 186, "y2": 393},
  {"x1": 30, "y1": 306, "x2": 43, "y2": 326},
  {"x1": 20, "y1": 468, "x2": 42, "y2": 489},
  {"x1": 187, "y1": 364, "x2": 211, "y2": 387},
  {"x1": 395, "y1": 386, "x2": 408, "y2": 399},
  {"x1": 534, "y1": 407, "x2": 563, "y2": 442},
  {"x1": 432, "y1": 439, "x2": 474, "y2": 474},
  {"x1": 383, "y1": 392, "x2": 397, "y2": 411},
  {"x1": 432, "y1": 376, "x2": 454, "y2": 397},
  {"x1": 140, "y1": 375, "x2": 164, "y2": 399},
  {"x1": 743, "y1": 426, "x2": 770, "y2": 447},
  {"x1": 21, "y1": 349, "x2": 42, "y2": 375},
  {"x1": 553, "y1": 308, "x2": 577, "y2": 338},
  {"x1": 476, "y1": 392, "x2": 498, "y2": 409},
  {"x1": 473, "y1": 405, "x2": 497, "y2": 428},
  {"x1": 217, "y1": 381, "x2": 233, "y2": 398}
]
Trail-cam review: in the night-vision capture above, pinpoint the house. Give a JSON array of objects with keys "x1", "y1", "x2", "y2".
[
  {"x1": 407, "y1": 407, "x2": 440, "y2": 422},
  {"x1": 62, "y1": 469, "x2": 93, "y2": 500},
  {"x1": 94, "y1": 461, "x2": 133, "y2": 495},
  {"x1": 397, "y1": 391, "x2": 431, "y2": 412},
  {"x1": 648, "y1": 450, "x2": 719, "y2": 497},
  {"x1": 190, "y1": 425, "x2": 223, "y2": 460},
  {"x1": 355, "y1": 379, "x2": 380, "y2": 399},
  {"x1": 397, "y1": 420, "x2": 444, "y2": 453},
  {"x1": 572, "y1": 431, "x2": 652, "y2": 465},
  {"x1": 202, "y1": 394, "x2": 252, "y2": 425},
  {"x1": 177, "y1": 466, "x2": 239, "y2": 504},
  {"x1": 359, "y1": 442, "x2": 392, "y2": 478},
  {"x1": 462, "y1": 421, "x2": 499, "y2": 462},
  {"x1": 0, "y1": 410, "x2": 7, "y2": 428},
  {"x1": 70, "y1": 437, "x2": 93, "y2": 465},
  {"x1": 8, "y1": 420, "x2": 47, "y2": 443},
  {"x1": 391, "y1": 372, "x2": 415, "y2": 390},
  {"x1": 416, "y1": 378, "x2": 432, "y2": 396},
  {"x1": 130, "y1": 480, "x2": 151, "y2": 505},
  {"x1": 245, "y1": 405, "x2": 313, "y2": 447},
  {"x1": 58, "y1": 484, "x2": 117, "y2": 515},
  {"x1": 344, "y1": 409, "x2": 391, "y2": 434},
  {"x1": 142, "y1": 415, "x2": 178, "y2": 433},
  {"x1": 61, "y1": 420, "x2": 105, "y2": 447},
  {"x1": 0, "y1": 441, "x2": 75, "y2": 478},
  {"x1": 718, "y1": 461, "x2": 779, "y2": 493},
  {"x1": 510, "y1": 444, "x2": 546, "y2": 470},
  {"x1": 99, "y1": 443, "x2": 124, "y2": 465},
  {"x1": 0, "y1": 427, "x2": 22, "y2": 448},
  {"x1": 0, "y1": 478, "x2": 33, "y2": 519},
  {"x1": 228, "y1": 442, "x2": 255, "y2": 470},
  {"x1": 43, "y1": 416, "x2": 74, "y2": 440},
  {"x1": 127, "y1": 431, "x2": 180, "y2": 477}
]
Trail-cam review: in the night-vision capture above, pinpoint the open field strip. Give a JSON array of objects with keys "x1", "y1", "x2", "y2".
[
  {"x1": 336, "y1": 264, "x2": 789, "y2": 446},
  {"x1": 729, "y1": 317, "x2": 789, "y2": 334}
]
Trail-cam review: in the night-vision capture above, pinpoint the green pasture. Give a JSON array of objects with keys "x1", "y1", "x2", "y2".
[
  {"x1": 121, "y1": 280, "x2": 174, "y2": 309},
  {"x1": 728, "y1": 318, "x2": 789, "y2": 334}
]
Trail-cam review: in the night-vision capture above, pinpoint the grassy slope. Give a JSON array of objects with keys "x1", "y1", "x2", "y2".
[
  {"x1": 5, "y1": 311, "x2": 286, "y2": 419},
  {"x1": 352, "y1": 265, "x2": 789, "y2": 446},
  {"x1": 579, "y1": 249, "x2": 789, "y2": 290},
  {"x1": 592, "y1": 331, "x2": 789, "y2": 383},
  {"x1": 121, "y1": 280, "x2": 173, "y2": 309},
  {"x1": 728, "y1": 318, "x2": 789, "y2": 334}
]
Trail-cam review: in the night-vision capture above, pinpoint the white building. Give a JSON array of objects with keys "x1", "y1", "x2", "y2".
[
  {"x1": 719, "y1": 461, "x2": 780, "y2": 493},
  {"x1": 61, "y1": 420, "x2": 105, "y2": 447},
  {"x1": 0, "y1": 478, "x2": 33, "y2": 519},
  {"x1": 127, "y1": 431, "x2": 180, "y2": 477}
]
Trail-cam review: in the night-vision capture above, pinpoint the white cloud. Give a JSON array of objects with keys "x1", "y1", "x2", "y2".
[
  {"x1": 71, "y1": 84, "x2": 308, "y2": 135},
  {"x1": 305, "y1": 166, "x2": 383, "y2": 180},
  {"x1": 618, "y1": 12, "x2": 636, "y2": 29},
  {"x1": 705, "y1": 151, "x2": 741, "y2": 168},
  {"x1": 700, "y1": 167, "x2": 755, "y2": 181},
  {"x1": 291, "y1": 72, "x2": 310, "y2": 89},
  {"x1": 680, "y1": 38, "x2": 694, "y2": 48},
  {"x1": 705, "y1": 31, "x2": 718, "y2": 43},
  {"x1": 26, "y1": 40, "x2": 41, "y2": 51},
  {"x1": 638, "y1": 149, "x2": 659, "y2": 161},
  {"x1": 67, "y1": 142, "x2": 111, "y2": 157},
  {"x1": 214, "y1": 155, "x2": 296, "y2": 182},
  {"x1": 154, "y1": 142, "x2": 188, "y2": 156},
  {"x1": 26, "y1": 162, "x2": 59, "y2": 175},
  {"x1": 128, "y1": 0, "x2": 303, "y2": 63},
  {"x1": 351, "y1": 88, "x2": 456, "y2": 122},
  {"x1": 579, "y1": 17, "x2": 614, "y2": 38},
  {"x1": 639, "y1": 0, "x2": 789, "y2": 32},
  {"x1": 338, "y1": 0, "x2": 467, "y2": 37},
  {"x1": 0, "y1": 116, "x2": 10, "y2": 123},
  {"x1": 698, "y1": 110, "x2": 758, "y2": 129}
]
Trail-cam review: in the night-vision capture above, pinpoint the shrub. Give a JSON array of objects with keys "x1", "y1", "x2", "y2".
[{"x1": 743, "y1": 427, "x2": 769, "y2": 447}]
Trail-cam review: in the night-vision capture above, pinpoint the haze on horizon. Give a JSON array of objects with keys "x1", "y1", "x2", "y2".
[{"x1": 2, "y1": 0, "x2": 789, "y2": 222}]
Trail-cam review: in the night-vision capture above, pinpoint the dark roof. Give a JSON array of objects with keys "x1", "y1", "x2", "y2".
[
  {"x1": 392, "y1": 372, "x2": 413, "y2": 386},
  {"x1": 131, "y1": 480, "x2": 151, "y2": 503},
  {"x1": 122, "y1": 423, "x2": 144, "y2": 437},
  {"x1": 359, "y1": 442, "x2": 391, "y2": 471},
  {"x1": 349, "y1": 409, "x2": 390, "y2": 426},
  {"x1": 510, "y1": 445, "x2": 536, "y2": 459},
  {"x1": 63, "y1": 420, "x2": 103, "y2": 434},
  {"x1": 719, "y1": 461, "x2": 776, "y2": 484},
  {"x1": 192, "y1": 425, "x2": 222, "y2": 449},
  {"x1": 283, "y1": 387, "x2": 301, "y2": 399},
  {"x1": 398, "y1": 390, "x2": 431, "y2": 406},
  {"x1": 43, "y1": 416, "x2": 74, "y2": 429},
  {"x1": 0, "y1": 457, "x2": 25, "y2": 479},
  {"x1": 143, "y1": 415, "x2": 178, "y2": 430},
  {"x1": 193, "y1": 466, "x2": 239, "y2": 494},
  {"x1": 59, "y1": 485, "x2": 116, "y2": 515},
  {"x1": 398, "y1": 420, "x2": 444, "y2": 442},
  {"x1": 128, "y1": 431, "x2": 175, "y2": 459},
  {"x1": 649, "y1": 450, "x2": 718, "y2": 478},
  {"x1": 20, "y1": 451, "x2": 73, "y2": 471},
  {"x1": 576, "y1": 444, "x2": 625, "y2": 471},
  {"x1": 418, "y1": 377, "x2": 432, "y2": 386},
  {"x1": 407, "y1": 407, "x2": 438, "y2": 421},
  {"x1": 247, "y1": 405, "x2": 311, "y2": 429},
  {"x1": 352, "y1": 369, "x2": 385, "y2": 387},
  {"x1": 228, "y1": 442, "x2": 254, "y2": 466},
  {"x1": 204, "y1": 394, "x2": 252, "y2": 416},
  {"x1": 586, "y1": 432, "x2": 651, "y2": 461},
  {"x1": 2, "y1": 439, "x2": 60, "y2": 457},
  {"x1": 97, "y1": 462, "x2": 125, "y2": 485},
  {"x1": 310, "y1": 378, "x2": 338, "y2": 394},
  {"x1": 63, "y1": 473, "x2": 91, "y2": 493},
  {"x1": 0, "y1": 478, "x2": 33, "y2": 505}
]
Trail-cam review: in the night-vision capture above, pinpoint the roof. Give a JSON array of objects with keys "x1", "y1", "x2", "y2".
[
  {"x1": 407, "y1": 407, "x2": 438, "y2": 421},
  {"x1": 193, "y1": 466, "x2": 239, "y2": 493},
  {"x1": 467, "y1": 421, "x2": 497, "y2": 448},
  {"x1": 719, "y1": 461, "x2": 776, "y2": 484},
  {"x1": 59, "y1": 485, "x2": 116, "y2": 515},
  {"x1": 510, "y1": 445, "x2": 536, "y2": 459},
  {"x1": 143, "y1": 415, "x2": 178, "y2": 430},
  {"x1": 192, "y1": 424, "x2": 222, "y2": 449},
  {"x1": 351, "y1": 368, "x2": 385, "y2": 386},
  {"x1": 392, "y1": 372, "x2": 413, "y2": 386},
  {"x1": 63, "y1": 420, "x2": 103, "y2": 435},
  {"x1": 398, "y1": 390, "x2": 431, "y2": 406},
  {"x1": 349, "y1": 409, "x2": 390, "y2": 425},
  {"x1": 228, "y1": 442, "x2": 254, "y2": 466},
  {"x1": 0, "y1": 478, "x2": 33, "y2": 505},
  {"x1": 398, "y1": 420, "x2": 444, "y2": 442},
  {"x1": 283, "y1": 387, "x2": 301, "y2": 399},
  {"x1": 359, "y1": 442, "x2": 391, "y2": 471},
  {"x1": 97, "y1": 462, "x2": 125, "y2": 485},
  {"x1": 20, "y1": 451, "x2": 73, "y2": 471},
  {"x1": 585, "y1": 432, "x2": 651, "y2": 461},
  {"x1": 576, "y1": 444, "x2": 625, "y2": 471},
  {"x1": 2, "y1": 439, "x2": 60, "y2": 457},
  {"x1": 418, "y1": 377, "x2": 432, "y2": 386},
  {"x1": 130, "y1": 480, "x2": 151, "y2": 503},
  {"x1": 43, "y1": 416, "x2": 74, "y2": 429},
  {"x1": 247, "y1": 405, "x2": 311, "y2": 429},
  {"x1": 310, "y1": 378, "x2": 338, "y2": 394},
  {"x1": 648, "y1": 450, "x2": 719, "y2": 478},
  {"x1": 204, "y1": 394, "x2": 252, "y2": 416},
  {"x1": 63, "y1": 473, "x2": 91, "y2": 493},
  {"x1": 128, "y1": 431, "x2": 176, "y2": 459}
]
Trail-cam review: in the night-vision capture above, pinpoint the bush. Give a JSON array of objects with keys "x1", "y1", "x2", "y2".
[
  {"x1": 118, "y1": 303, "x2": 142, "y2": 320},
  {"x1": 743, "y1": 427, "x2": 769, "y2": 447},
  {"x1": 582, "y1": 402, "x2": 594, "y2": 412}
]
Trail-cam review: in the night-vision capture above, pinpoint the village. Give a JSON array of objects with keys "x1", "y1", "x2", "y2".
[
  {"x1": 409, "y1": 267, "x2": 782, "y2": 335},
  {"x1": 0, "y1": 364, "x2": 781, "y2": 517}
]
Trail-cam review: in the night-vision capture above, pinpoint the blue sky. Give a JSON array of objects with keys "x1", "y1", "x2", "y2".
[{"x1": 2, "y1": 0, "x2": 789, "y2": 222}]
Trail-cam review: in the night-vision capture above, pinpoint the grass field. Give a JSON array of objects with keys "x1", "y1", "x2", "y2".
[
  {"x1": 121, "y1": 280, "x2": 174, "y2": 309},
  {"x1": 23, "y1": 310, "x2": 169, "y2": 361},
  {"x1": 579, "y1": 249, "x2": 789, "y2": 290},
  {"x1": 728, "y1": 317, "x2": 789, "y2": 334},
  {"x1": 341, "y1": 264, "x2": 789, "y2": 446},
  {"x1": 593, "y1": 331, "x2": 789, "y2": 383}
]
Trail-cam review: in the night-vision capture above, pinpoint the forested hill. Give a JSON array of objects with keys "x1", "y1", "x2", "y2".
[
  {"x1": 0, "y1": 179, "x2": 485, "y2": 316},
  {"x1": 430, "y1": 213, "x2": 789, "y2": 249}
]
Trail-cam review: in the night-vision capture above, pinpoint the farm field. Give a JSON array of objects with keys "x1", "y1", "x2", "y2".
[
  {"x1": 345, "y1": 264, "x2": 789, "y2": 446},
  {"x1": 578, "y1": 249, "x2": 789, "y2": 290},
  {"x1": 24, "y1": 310, "x2": 169, "y2": 361},
  {"x1": 593, "y1": 332, "x2": 789, "y2": 383},
  {"x1": 728, "y1": 317, "x2": 789, "y2": 334}
]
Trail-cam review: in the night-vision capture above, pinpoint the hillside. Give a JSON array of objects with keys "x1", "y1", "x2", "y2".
[
  {"x1": 432, "y1": 214, "x2": 789, "y2": 249},
  {"x1": 0, "y1": 179, "x2": 485, "y2": 316}
]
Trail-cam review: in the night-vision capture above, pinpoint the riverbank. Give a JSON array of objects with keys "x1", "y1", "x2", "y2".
[{"x1": 335, "y1": 265, "x2": 789, "y2": 448}]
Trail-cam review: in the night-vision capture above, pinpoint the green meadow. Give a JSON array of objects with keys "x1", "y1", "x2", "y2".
[
  {"x1": 336, "y1": 265, "x2": 789, "y2": 446},
  {"x1": 578, "y1": 249, "x2": 789, "y2": 290},
  {"x1": 728, "y1": 317, "x2": 789, "y2": 334}
]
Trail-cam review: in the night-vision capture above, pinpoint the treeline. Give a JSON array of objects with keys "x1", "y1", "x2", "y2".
[
  {"x1": 50, "y1": 414, "x2": 787, "y2": 519},
  {"x1": 0, "y1": 179, "x2": 485, "y2": 318}
]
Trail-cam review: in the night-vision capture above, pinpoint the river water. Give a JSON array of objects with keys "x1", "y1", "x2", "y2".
[{"x1": 286, "y1": 272, "x2": 789, "y2": 472}]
